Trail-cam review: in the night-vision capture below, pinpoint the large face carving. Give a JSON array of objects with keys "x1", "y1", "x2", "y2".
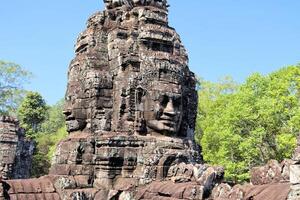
[
  {"x1": 64, "y1": 58, "x2": 114, "y2": 133},
  {"x1": 142, "y1": 81, "x2": 183, "y2": 135},
  {"x1": 64, "y1": 88, "x2": 87, "y2": 132},
  {"x1": 63, "y1": 62, "x2": 88, "y2": 133},
  {"x1": 63, "y1": 0, "x2": 197, "y2": 136}
]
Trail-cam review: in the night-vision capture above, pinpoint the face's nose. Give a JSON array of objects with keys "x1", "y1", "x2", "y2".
[
  {"x1": 3, "y1": 165, "x2": 8, "y2": 172},
  {"x1": 63, "y1": 95, "x2": 74, "y2": 117},
  {"x1": 163, "y1": 99, "x2": 176, "y2": 117},
  {"x1": 63, "y1": 109, "x2": 71, "y2": 116},
  {"x1": 63, "y1": 106, "x2": 73, "y2": 120}
]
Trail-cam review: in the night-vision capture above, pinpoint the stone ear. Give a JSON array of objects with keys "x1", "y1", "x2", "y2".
[
  {"x1": 134, "y1": 87, "x2": 147, "y2": 134},
  {"x1": 136, "y1": 86, "x2": 146, "y2": 104}
]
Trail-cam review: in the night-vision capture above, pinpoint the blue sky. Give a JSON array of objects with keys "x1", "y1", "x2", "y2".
[{"x1": 1, "y1": 0, "x2": 300, "y2": 105}]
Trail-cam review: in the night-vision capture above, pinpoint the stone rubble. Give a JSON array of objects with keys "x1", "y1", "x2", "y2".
[{"x1": 250, "y1": 159, "x2": 292, "y2": 185}]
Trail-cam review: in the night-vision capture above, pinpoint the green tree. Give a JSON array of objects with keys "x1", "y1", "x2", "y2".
[
  {"x1": 17, "y1": 91, "x2": 48, "y2": 137},
  {"x1": 41, "y1": 99, "x2": 65, "y2": 133},
  {"x1": 0, "y1": 61, "x2": 32, "y2": 115},
  {"x1": 32, "y1": 126, "x2": 67, "y2": 177},
  {"x1": 31, "y1": 99, "x2": 68, "y2": 177},
  {"x1": 197, "y1": 65, "x2": 300, "y2": 183}
]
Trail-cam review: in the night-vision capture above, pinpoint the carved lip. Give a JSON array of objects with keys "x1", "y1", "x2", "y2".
[
  {"x1": 160, "y1": 116, "x2": 175, "y2": 120},
  {"x1": 1, "y1": 172, "x2": 8, "y2": 180},
  {"x1": 160, "y1": 119, "x2": 177, "y2": 127},
  {"x1": 65, "y1": 116, "x2": 75, "y2": 120}
]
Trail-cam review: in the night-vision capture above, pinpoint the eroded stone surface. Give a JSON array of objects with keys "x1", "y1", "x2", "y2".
[
  {"x1": 288, "y1": 135, "x2": 300, "y2": 200},
  {"x1": 250, "y1": 159, "x2": 292, "y2": 185},
  {"x1": 1, "y1": 1, "x2": 298, "y2": 200},
  {"x1": 0, "y1": 116, "x2": 34, "y2": 180},
  {"x1": 49, "y1": 0, "x2": 207, "y2": 197},
  {"x1": 0, "y1": 1, "x2": 224, "y2": 199},
  {"x1": 63, "y1": 1, "x2": 197, "y2": 137}
]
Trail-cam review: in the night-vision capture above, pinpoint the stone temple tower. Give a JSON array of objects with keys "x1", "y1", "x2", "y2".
[
  {"x1": 56, "y1": 0, "x2": 205, "y2": 192},
  {"x1": 0, "y1": 1, "x2": 225, "y2": 199},
  {"x1": 63, "y1": 0, "x2": 198, "y2": 138}
]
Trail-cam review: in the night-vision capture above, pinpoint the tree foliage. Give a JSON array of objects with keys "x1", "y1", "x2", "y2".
[
  {"x1": 32, "y1": 126, "x2": 67, "y2": 177},
  {"x1": 17, "y1": 91, "x2": 48, "y2": 137},
  {"x1": 0, "y1": 61, "x2": 32, "y2": 115},
  {"x1": 0, "y1": 60, "x2": 67, "y2": 177},
  {"x1": 41, "y1": 99, "x2": 65, "y2": 133},
  {"x1": 17, "y1": 94, "x2": 67, "y2": 177},
  {"x1": 31, "y1": 99, "x2": 67, "y2": 177},
  {"x1": 196, "y1": 65, "x2": 300, "y2": 183}
]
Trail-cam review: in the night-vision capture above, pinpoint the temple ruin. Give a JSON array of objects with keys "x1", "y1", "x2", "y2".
[
  {"x1": 0, "y1": 116, "x2": 34, "y2": 181},
  {"x1": 0, "y1": 0, "x2": 299, "y2": 199}
]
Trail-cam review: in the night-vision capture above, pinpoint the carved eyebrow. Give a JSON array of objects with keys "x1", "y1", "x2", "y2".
[
  {"x1": 159, "y1": 95, "x2": 169, "y2": 104},
  {"x1": 172, "y1": 95, "x2": 182, "y2": 100},
  {"x1": 170, "y1": 93, "x2": 181, "y2": 98}
]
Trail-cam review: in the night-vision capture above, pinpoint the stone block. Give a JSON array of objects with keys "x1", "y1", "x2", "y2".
[
  {"x1": 22, "y1": 180, "x2": 34, "y2": 193},
  {"x1": 70, "y1": 165, "x2": 94, "y2": 176},
  {"x1": 119, "y1": 191, "x2": 134, "y2": 200},
  {"x1": 11, "y1": 181, "x2": 24, "y2": 193},
  {"x1": 288, "y1": 184, "x2": 300, "y2": 200},
  {"x1": 250, "y1": 160, "x2": 283, "y2": 185},
  {"x1": 49, "y1": 164, "x2": 71, "y2": 175},
  {"x1": 31, "y1": 179, "x2": 42, "y2": 193},
  {"x1": 9, "y1": 195, "x2": 17, "y2": 200},
  {"x1": 35, "y1": 194, "x2": 46, "y2": 199},
  {"x1": 94, "y1": 190, "x2": 109, "y2": 200},
  {"x1": 45, "y1": 193, "x2": 61, "y2": 200},
  {"x1": 290, "y1": 164, "x2": 300, "y2": 184},
  {"x1": 53, "y1": 176, "x2": 76, "y2": 190},
  {"x1": 40, "y1": 178, "x2": 56, "y2": 193},
  {"x1": 114, "y1": 178, "x2": 137, "y2": 191},
  {"x1": 74, "y1": 175, "x2": 92, "y2": 188}
]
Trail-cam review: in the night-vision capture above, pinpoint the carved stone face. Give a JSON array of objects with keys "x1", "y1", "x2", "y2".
[
  {"x1": 103, "y1": 0, "x2": 112, "y2": 7},
  {"x1": 0, "y1": 163, "x2": 13, "y2": 180},
  {"x1": 63, "y1": 95, "x2": 87, "y2": 133},
  {"x1": 143, "y1": 82, "x2": 183, "y2": 135},
  {"x1": 63, "y1": 66, "x2": 88, "y2": 132}
]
